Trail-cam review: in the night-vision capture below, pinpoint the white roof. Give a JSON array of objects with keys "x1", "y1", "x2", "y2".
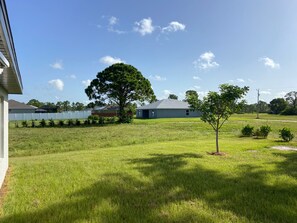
[{"x1": 137, "y1": 99, "x2": 191, "y2": 110}]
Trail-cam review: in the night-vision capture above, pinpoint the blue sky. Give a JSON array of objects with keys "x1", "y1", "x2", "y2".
[{"x1": 7, "y1": 0, "x2": 297, "y2": 104}]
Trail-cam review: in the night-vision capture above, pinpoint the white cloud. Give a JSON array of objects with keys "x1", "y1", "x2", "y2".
[
  {"x1": 48, "y1": 79, "x2": 64, "y2": 91},
  {"x1": 82, "y1": 79, "x2": 91, "y2": 88},
  {"x1": 162, "y1": 21, "x2": 186, "y2": 33},
  {"x1": 149, "y1": 75, "x2": 166, "y2": 81},
  {"x1": 107, "y1": 16, "x2": 126, "y2": 34},
  {"x1": 247, "y1": 78, "x2": 254, "y2": 83},
  {"x1": 163, "y1": 89, "x2": 171, "y2": 95},
  {"x1": 134, "y1": 17, "x2": 154, "y2": 36},
  {"x1": 69, "y1": 74, "x2": 76, "y2": 79},
  {"x1": 236, "y1": 78, "x2": 245, "y2": 83},
  {"x1": 109, "y1": 16, "x2": 118, "y2": 25},
  {"x1": 260, "y1": 90, "x2": 271, "y2": 95},
  {"x1": 193, "y1": 76, "x2": 201, "y2": 80},
  {"x1": 194, "y1": 85, "x2": 201, "y2": 90},
  {"x1": 259, "y1": 57, "x2": 280, "y2": 69},
  {"x1": 100, "y1": 56, "x2": 125, "y2": 65},
  {"x1": 50, "y1": 60, "x2": 63, "y2": 70},
  {"x1": 193, "y1": 51, "x2": 219, "y2": 70}
]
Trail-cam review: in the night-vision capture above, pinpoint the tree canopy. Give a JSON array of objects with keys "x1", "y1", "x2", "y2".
[
  {"x1": 189, "y1": 84, "x2": 249, "y2": 154},
  {"x1": 85, "y1": 63, "x2": 156, "y2": 122},
  {"x1": 168, "y1": 94, "x2": 178, "y2": 100},
  {"x1": 185, "y1": 90, "x2": 200, "y2": 110},
  {"x1": 269, "y1": 98, "x2": 287, "y2": 114},
  {"x1": 285, "y1": 91, "x2": 297, "y2": 109}
]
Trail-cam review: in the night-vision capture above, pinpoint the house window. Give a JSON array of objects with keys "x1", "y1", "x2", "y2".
[{"x1": 186, "y1": 110, "x2": 189, "y2": 116}]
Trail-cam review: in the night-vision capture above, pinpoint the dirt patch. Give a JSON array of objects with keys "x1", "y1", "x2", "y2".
[
  {"x1": 271, "y1": 146, "x2": 297, "y2": 151},
  {"x1": 207, "y1": 152, "x2": 227, "y2": 156}
]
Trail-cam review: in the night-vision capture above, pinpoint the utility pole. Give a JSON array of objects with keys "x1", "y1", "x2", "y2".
[{"x1": 256, "y1": 89, "x2": 260, "y2": 119}]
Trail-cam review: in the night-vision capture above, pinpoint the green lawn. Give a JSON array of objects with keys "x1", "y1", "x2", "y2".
[{"x1": 1, "y1": 114, "x2": 297, "y2": 222}]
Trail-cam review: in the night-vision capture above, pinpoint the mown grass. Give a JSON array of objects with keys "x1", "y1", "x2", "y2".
[{"x1": 1, "y1": 114, "x2": 297, "y2": 222}]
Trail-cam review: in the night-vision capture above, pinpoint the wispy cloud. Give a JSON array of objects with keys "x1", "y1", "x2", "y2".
[
  {"x1": 134, "y1": 17, "x2": 154, "y2": 36},
  {"x1": 260, "y1": 90, "x2": 271, "y2": 95},
  {"x1": 69, "y1": 74, "x2": 76, "y2": 79},
  {"x1": 50, "y1": 60, "x2": 63, "y2": 70},
  {"x1": 193, "y1": 76, "x2": 201, "y2": 80},
  {"x1": 149, "y1": 75, "x2": 166, "y2": 81},
  {"x1": 193, "y1": 51, "x2": 219, "y2": 70},
  {"x1": 48, "y1": 79, "x2": 64, "y2": 91},
  {"x1": 100, "y1": 56, "x2": 125, "y2": 65},
  {"x1": 162, "y1": 21, "x2": 186, "y2": 33},
  {"x1": 236, "y1": 78, "x2": 245, "y2": 83},
  {"x1": 109, "y1": 16, "x2": 118, "y2": 25},
  {"x1": 107, "y1": 16, "x2": 126, "y2": 34},
  {"x1": 82, "y1": 79, "x2": 91, "y2": 88},
  {"x1": 259, "y1": 57, "x2": 280, "y2": 69}
]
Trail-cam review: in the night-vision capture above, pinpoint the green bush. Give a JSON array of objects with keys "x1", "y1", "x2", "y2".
[
  {"x1": 279, "y1": 127, "x2": 294, "y2": 142},
  {"x1": 39, "y1": 119, "x2": 46, "y2": 127},
  {"x1": 88, "y1": 115, "x2": 99, "y2": 121},
  {"x1": 260, "y1": 125, "x2": 272, "y2": 138},
  {"x1": 58, "y1": 120, "x2": 64, "y2": 127},
  {"x1": 254, "y1": 125, "x2": 271, "y2": 138},
  {"x1": 75, "y1": 119, "x2": 81, "y2": 126},
  {"x1": 49, "y1": 119, "x2": 55, "y2": 127},
  {"x1": 107, "y1": 117, "x2": 116, "y2": 124},
  {"x1": 31, "y1": 120, "x2": 36, "y2": 128},
  {"x1": 241, "y1": 124, "x2": 254, "y2": 137},
  {"x1": 21, "y1": 120, "x2": 28, "y2": 128},
  {"x1": 84, "y1": 119, "x2": 91, "y2": 125},
  {"x1": 15, "y1": 122, "x2": 19, "y2": 128},
  {"x1": 99, "y1": 117, "x2": 105, "y2": 125},
  {"x1": 68, "y1": 119, "x2": 74, "y2": 126},
  {"x1": 281, "y1": 107, "x2": 297, "y2": 115}
]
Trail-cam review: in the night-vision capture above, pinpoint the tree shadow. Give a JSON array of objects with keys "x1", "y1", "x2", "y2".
[{"x1": 1, "y1": 153, "x2": 297, "y2": 222}]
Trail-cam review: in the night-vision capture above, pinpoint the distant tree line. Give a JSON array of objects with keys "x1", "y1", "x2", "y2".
[
  {"x1": 241, "y1": 91, "x2": 297, "y2": 115},
  {"x1": 27, "y1": 99, "x2": 86, "y2": 112}
]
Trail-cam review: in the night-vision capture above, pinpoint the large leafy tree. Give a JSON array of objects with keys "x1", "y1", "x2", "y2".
[
  {"x1": 269, "y1": 98, "x2": 287, "y2": 114},
  {"x1": 185, "y1": 90, "x2": 200, "y2": 110},
  {"x1": 285, "y1": 91, "x2": 297, "y2": 109},
  {"x1": 85, "y1": 63, "x2": 156, "y2": 122},
  {"x1": 189, "y1": 84, "x2": 249, "y2": 154},
  {"x1": 168, "y1": 94, "x2": 178, "y2": 100},
  {"x1": 27, "y1": 99, "x2": 44, "y2": 108}
]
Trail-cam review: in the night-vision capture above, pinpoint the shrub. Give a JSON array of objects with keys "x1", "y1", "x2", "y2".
[
  {"x1": 107, "y1": 117, "x2": 116, "y2": 124},
  {"x1": 88, "y1": 115, "x2": 99, "y2": 121},
  {"x1": 99, "y1": 116, "x2": 105, "y2": 125},
  {"x1": 39, "y1": 119, "x2": 46, "y2": 127},
  {"x1": 15, "y1": 122, "x2": 19, "y2": 128},
  {"x1": 281, "y1": 107, "x2": 297, "y2": 115},
  {"x1": 260, "y1": 125, "x2": 272, "y2": 138},
  {"x1": 21, "y1": 120, "x2": 28, "y2": 128},
  {"x1": 49, "y1": 119, "x2": 55, "y2": 127},
  {"x1": 254, "y1": 125, "x2": 271, "y2": 138},
  {"x1": 241, "y1": 124, "x2": 254, "y2": 137},
  {"x1": 91, "y1": 119, "x2": 97, "y2": 125},
  {"x1": 84, "y1": 119, "x2": 91, "y2": 125},
  {"x1": 68, "y1": 119, "x2": 74, "y2": 126},
  {"x1": 279, "y1": 127, "x2": 294, "y2": 142},
  {"x1": 75, "y1": 119, "x2": 81, "y2": 126},
  {"x1": 58, "y1": 120, "x2": 65, "y2": 127},
  {"x1": 31, "y1": 120, "x2": 36, "y2": 128}
]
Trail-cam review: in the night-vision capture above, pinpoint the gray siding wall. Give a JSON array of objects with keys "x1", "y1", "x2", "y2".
[
  {"x1": 9, "y1": 109, "x2": 36, "y2": 114},
  {"x1": 136, "y1": 109, "x2": 200, "y2": 118}
]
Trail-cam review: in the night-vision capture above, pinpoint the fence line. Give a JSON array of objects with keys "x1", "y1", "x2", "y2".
[{"x1": 9, "y1": 111, "x2": 92, "y2": 121}]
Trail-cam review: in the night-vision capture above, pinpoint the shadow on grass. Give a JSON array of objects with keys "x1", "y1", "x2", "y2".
[{"x1": 2, "y1": 152, "x2": 297, "y2": 223}]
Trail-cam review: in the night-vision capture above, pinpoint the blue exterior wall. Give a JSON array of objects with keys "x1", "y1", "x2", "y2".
[{"x1": 136, "y1": 109, "x2": 200, "y2": 119}]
